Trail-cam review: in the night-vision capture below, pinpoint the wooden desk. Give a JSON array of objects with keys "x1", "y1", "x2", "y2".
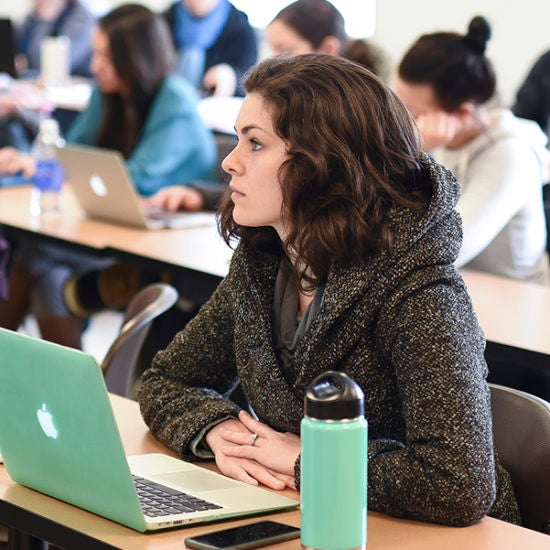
[
  {"x1": 461, "y1": 270, "x2": 550, "y2": 400},
  {"x1": 461, "y1": 270, "x2": 550, "y2": 357},
  {"x1": 0, "y1": 184, "x2": 232, "y2": 279},
  {"x1": 0, "y1": 394, "x2": 548, "y2": 549}
]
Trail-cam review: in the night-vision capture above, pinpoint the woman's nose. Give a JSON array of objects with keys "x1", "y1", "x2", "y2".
[{"x1": 221, "y1": 145, "x2": 239, "y2": 175}]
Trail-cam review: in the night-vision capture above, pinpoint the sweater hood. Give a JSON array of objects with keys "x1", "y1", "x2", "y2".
[{"x1": 386, "y1": 152, "x2": 462, "y2": 266}]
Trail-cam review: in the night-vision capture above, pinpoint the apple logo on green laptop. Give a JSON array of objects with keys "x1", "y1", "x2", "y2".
[
  {"x1": 89, "y1": 173, "x2": 108, "y2": 197},
  {"x1": 37, "y1": 403, "x2": 58, "y2": 439}
]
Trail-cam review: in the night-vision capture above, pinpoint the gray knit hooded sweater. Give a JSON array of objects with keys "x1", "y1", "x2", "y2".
[{"x1": 138, "y1": 154, "x2": 521, "y2": 527}]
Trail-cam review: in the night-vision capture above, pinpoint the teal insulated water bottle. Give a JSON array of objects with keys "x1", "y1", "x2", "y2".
[{"x1": 301, "y1": 371, "x2": 368, "y2": 550}]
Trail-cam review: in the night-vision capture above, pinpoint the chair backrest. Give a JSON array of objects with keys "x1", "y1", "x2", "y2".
[
  {"x1": 101, "y1": 283, "x2": 178, "y2": 398},
  {"x1": 489, "y1": 383, "x2": 550, "y2": 533}
]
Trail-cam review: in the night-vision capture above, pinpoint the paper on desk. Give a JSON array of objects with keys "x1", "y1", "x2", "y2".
[
  {"x1": 45, "y1": 82, "x2": 92, "y2": 111},
  {"x1": 198, "y1": 96, "x2": 242, "y2": 135}
]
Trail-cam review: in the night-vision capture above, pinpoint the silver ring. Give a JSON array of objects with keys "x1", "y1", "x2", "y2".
[{"x1": 250, "y1": 433, "x2": 259, "y2": 446}]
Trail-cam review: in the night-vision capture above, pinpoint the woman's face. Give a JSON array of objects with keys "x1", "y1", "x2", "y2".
[
  {"x1": 392, "y1": 76, "x2": 441, "y2": 119},
  {"x1": 183, "y1": 0, "x2": 220, "y2": 18},
  {"x1": 266, "y1": 20, "x2": 315, "y2": 57},
  {"x1": 32, "y1": 0, "x2": 67, "y2": 21},
  {"x1": 90, "y1": 28, "x2": 127, "y2": 95},
  {"x1": 221, "y1": 92, "x2": 290, "y2": 239}
]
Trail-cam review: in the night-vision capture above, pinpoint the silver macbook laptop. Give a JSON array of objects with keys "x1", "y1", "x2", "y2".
[
  {"x1": 0, "y1": 328, "x2": 298, "y2": 532},
  {"x1": 57, "y1": 144, "x2": 216, "y2": 230}
]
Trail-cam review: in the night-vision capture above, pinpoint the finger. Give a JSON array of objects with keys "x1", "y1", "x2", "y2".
[
  {"x1": 218, "y1": 428, "x2": 255, "y2": 446},
  {"x1": 220, "y1": 444, "x2": 257, "y2": 459},
  {"x1": 224, "y1": 463, "x2": 259, "y2": 487},
  {"x1": 237, "y1": 410, "x2": 267, "y2": 436},
  {"x1": 244, "y1": 463, "x2": 286, "y2": 490}
]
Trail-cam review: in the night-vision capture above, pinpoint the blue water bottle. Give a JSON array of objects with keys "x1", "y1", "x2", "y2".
[
  {"x1": 30, "y1": 118, "x2": 65, "y2": 217},
  {"x1": 301, "y1": 371, "x2": 368, "y2": 550}
]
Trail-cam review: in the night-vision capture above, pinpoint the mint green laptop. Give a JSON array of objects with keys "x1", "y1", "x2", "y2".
[{"x1": 0, "y1": 328, "x2": 298, "y2": 532}]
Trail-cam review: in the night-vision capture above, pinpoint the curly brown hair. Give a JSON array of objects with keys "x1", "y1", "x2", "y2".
[{"x1": 219, "y1": 54, "x2": 432, "y2": 289}]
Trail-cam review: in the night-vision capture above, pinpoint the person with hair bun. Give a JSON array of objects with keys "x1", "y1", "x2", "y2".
[
  {"x1": 266, "y1": 0, "x2": 388, "y2": 79},
  {"x1": 394, "y1": 16, "x2": 550, "y2": 284},
  {"x1": 139, "y1": 54, "x2": 520, "y2": 527}
]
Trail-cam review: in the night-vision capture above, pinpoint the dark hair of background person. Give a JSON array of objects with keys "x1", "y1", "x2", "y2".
[
  {"x1": 398, "y1": 16, "x2": 496, "y2": 112},
  {"x1": 95, "y1": 4, "x2": 175, "y2": 157},
  {"x1": 218, "y1": 54, "x2": 432, "y2": 289},
  {"x1": 272, "y1": 0, "x2": 386, "y2": 77}
]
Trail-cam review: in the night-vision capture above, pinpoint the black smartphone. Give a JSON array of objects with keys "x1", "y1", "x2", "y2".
[{"x1": 184, "y1": 520, "x2": 300, "y2": 549}]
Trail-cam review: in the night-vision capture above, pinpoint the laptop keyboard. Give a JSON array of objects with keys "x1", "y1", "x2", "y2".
[{"x1": 133, "y1": 475, "x2": 223, "y2": 517}]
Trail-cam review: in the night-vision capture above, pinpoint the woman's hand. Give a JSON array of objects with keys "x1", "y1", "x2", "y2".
[
  {"x1": 205, "y1": 412, "x2": 299, "y2": 491},
  {"x1": 416, "y1": 110, "x2": 460, "y2": 151},
  {"x1": 202, "y1": 64, "x2": 237, "y2": 98},
  {"x1": 143, "y1": 185, "x2": 204, "y2": 212},
  {"x1": 218, "y1": 411, "x2": 300, "y2": 489},
  {"x1": 0, "y1": 147, "x2": 35, "y2": 177}
]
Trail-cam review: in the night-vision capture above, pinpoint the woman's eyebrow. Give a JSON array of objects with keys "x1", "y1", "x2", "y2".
[{"x1": 235, "y1": 124, "x2": 265, "y2": 135}]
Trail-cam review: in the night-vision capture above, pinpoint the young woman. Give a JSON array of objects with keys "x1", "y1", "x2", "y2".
[
  {"x1": 138, "y1": 54, "x2": 520, "y2": 527},
  {"x1": 266, "y1": 0, "x2": 388, "y2": 79},
  {"x1": 394, "y1": 16, "x2": 550, "y2": 284},
  {"x1": 0, "y1": 4, "x2": 216, "y2": 348}
]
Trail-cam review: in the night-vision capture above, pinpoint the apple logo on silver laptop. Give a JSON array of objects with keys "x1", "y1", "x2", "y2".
[
  {"x1": 37, "y1": 403, "x2": 58, "y2": 439},
  {"x1": 89, "y1": 173, "x2": 108, "y2": 197}
]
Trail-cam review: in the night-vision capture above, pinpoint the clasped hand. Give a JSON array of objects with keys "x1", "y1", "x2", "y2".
[
  {"x1": 415, "y1": 110, "x2": 460, "y2": 151},
  {"x1": 0, "y1": 147, "x2": 35, "y2": 177},
  {"x1": 205, "y1": 410, "x2": 300, "y2": 491}
]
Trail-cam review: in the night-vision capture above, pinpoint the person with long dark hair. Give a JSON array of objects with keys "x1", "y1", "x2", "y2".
[
  {"x1": 0, "y1": 4, "x2": 216, "y2": 348},
  {"x1": 138, "y1": 54, "x2": 520, "y2": 527}
]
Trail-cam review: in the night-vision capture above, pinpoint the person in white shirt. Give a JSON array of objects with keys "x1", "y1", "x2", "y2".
[{"x1": 394, "y1": 16, "x2": 550, "y2": 285}]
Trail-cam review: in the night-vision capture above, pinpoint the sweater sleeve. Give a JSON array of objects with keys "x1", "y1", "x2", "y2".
[
  {"x1": 454, "y1": 137, "x2": 543, "y2": 267},
  {"x1": 138, "y1": 268, "x2": 241, "y2": 461},
  {"x1": 364, "y1": 272, "x2": 499, "y2": 526}
]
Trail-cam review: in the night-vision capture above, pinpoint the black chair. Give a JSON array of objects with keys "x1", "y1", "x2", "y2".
[
  {"x1": 489, "y1": 383, "x2": 550, "y2": 534},
  {"x1": 101, "y1": 282, "x2": 178, "y2": 398}
]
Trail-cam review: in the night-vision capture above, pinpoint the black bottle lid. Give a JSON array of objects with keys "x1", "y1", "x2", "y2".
[{"x1": 304, "y1": 371, "x2": 364, "y2": 420}]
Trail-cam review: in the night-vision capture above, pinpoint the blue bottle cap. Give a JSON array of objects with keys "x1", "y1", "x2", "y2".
[{"x1": 304, "y1": 371, "x2": 364, "y2": 420}]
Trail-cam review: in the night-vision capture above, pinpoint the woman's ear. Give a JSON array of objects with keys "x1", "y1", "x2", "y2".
[{"x1": 317, "y1": 36, "x2": 342, "y2": 56}]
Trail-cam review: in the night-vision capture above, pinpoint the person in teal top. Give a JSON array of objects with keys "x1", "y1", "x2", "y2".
[
  {"x1": 0, "y1": 4, "x2": 216, "y2": 349},
  {"x1": 67, "y1": 76, "x2": 216, "y2": 196}
]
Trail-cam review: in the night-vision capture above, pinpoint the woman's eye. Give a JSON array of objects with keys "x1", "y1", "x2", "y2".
[{"x1": 251, "y1": 139, "x2": 262, "y2": 151}]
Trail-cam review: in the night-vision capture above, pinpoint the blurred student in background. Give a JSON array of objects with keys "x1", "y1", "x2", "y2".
[
  {"x1": 0, "y1": 3, "x2": 216, "y2": 348},
  {"x1": 0, "y1": 0, "x2": 96, "y2": 150},
  {"x1": 394, "y1": 16, "x2": 550, "y2": 285},
  {"x1": 512, "y1": 49, "x2": 550, "y2": 257},
  {"x1": 16, "y1": 0, "x2": 95, "y2": 77},
  {"x1": 513, "y1": 49, "x2": 550, "y2": 139},
  {"x1": 163, "y1": 0, "x2": 258, "y2": 97},
  {"x1": 266, "y1": 0, "x2": 388, "y2": 80}
]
